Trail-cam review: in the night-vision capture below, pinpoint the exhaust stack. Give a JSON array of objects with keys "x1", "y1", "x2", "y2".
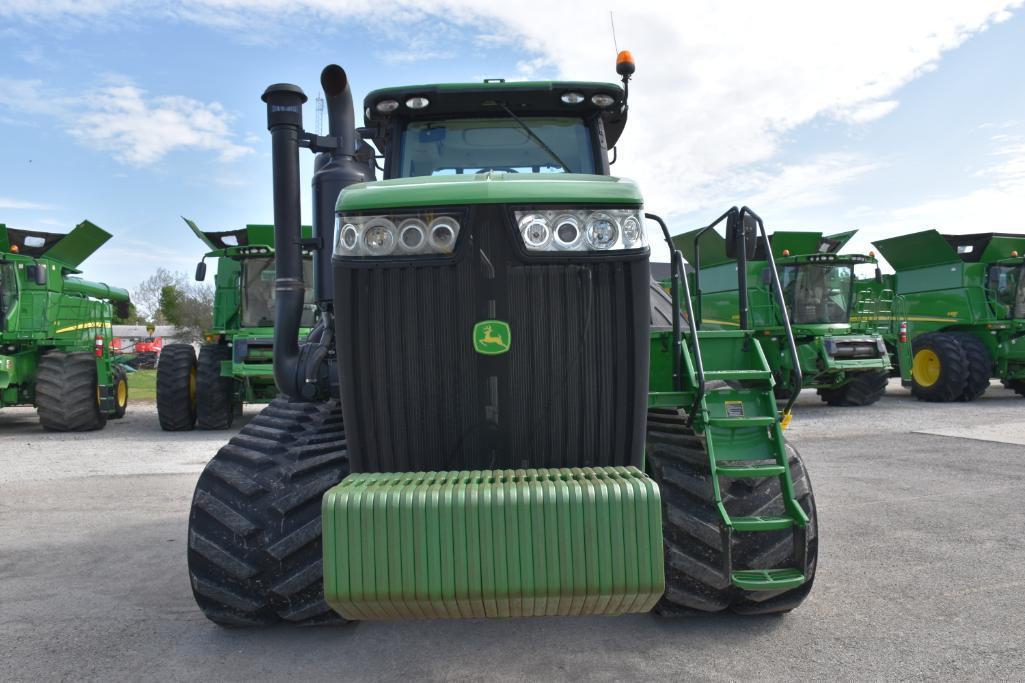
[{"x1": 262, "y1": 82, "x2": 307, "y2": 399}]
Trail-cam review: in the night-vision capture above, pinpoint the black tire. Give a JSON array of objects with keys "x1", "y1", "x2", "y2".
[
  {"x1": 1008, "y1": 380, "x2": 1025, "y2": 398},
  {"x1": 816, "y1": 370, "x2": 888, "y2": 407},
  {"x1": 948, "y1": 333, "x2": 992, "y2": 401},
  {"x1": 646, "y1": 409, "x2": 817, "y2": 616},
  {"x1": 157, "y1": 344, "x2": 197, "y2": 431},
  {"x1": 909, "y1": 332, "x2": 968, "y2": 403},
  {"x1": 196, "y1": 344, "x2": 234, "y2": 430},
  {"x1": 36, "y1": 351, "x2": 107, "y2": 431},
  {"x1": 111, "y1": 365, "x2": 128, "y2": 419},
  {"x1": 187, "y1": 397, "x2": 349, "y2": 627}
]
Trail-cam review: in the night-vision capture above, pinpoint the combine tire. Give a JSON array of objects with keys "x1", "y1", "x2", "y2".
[
  {"x1": 816, "y1": 370, "x2": 888, "y2": 407},
  {"x1": 1008, "y1": 380, "x2": 1025, "y2": 398},
  {"x1": 196, "y1": 344, "x2": 234, "y2": 430},
  {"x1": 110, "y1": 365, "x2": 129, "y2": 419},
  {"x1": 187, "y1": 398, "x2": 349, "y2": 626},
  {"x1": 646, "y1": 409, "x2": 817, "y2": 616},
  {"x1": 36, "y1": 352, "x2": 107, "y2": 431},
  {"x1": 157, "y1": 344, "x2": 197, "y2": 431},
  {"x1": 949, "y1": 333, "x2": 992, "y2": 401},
  {"x1": 909, "y1": 332, "x2": 968, "y2": 403}
]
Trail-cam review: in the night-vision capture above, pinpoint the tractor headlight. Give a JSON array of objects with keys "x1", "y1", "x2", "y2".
[
  {"x1": 513, "y1": 208, "x2": 647, "y2": 252},
  {"x1": 335, "y1": 212, "x2": 462, "y2": 257}
]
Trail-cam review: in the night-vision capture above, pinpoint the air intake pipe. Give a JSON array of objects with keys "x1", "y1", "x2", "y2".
[
  {"x1": 262, "y1": 82, "x2": 308, "y2": 400},
  {"x1": 311, "y1": 65, "x2": 375, "y2": 304}
]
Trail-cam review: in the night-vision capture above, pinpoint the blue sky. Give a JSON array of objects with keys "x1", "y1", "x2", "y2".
[{"x1": 1, "y1": 1, "x2": 1024, "y2": 292}]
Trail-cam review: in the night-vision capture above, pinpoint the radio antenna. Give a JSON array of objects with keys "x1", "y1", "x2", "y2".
[{"x1": 610, "y1": 12, "x2": 619, "y2": 54}]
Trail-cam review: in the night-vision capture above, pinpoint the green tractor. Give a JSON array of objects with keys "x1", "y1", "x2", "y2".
[
  {"x1": 186, "y1": 56, "x2": 817, "y2": 625},
  {"x1": 156, "y1": 219, "x2": 315, "y2": 430},
  {"x1": 858, "y1": 230, "x2": 1025, "y2": 401},
  {"x1": 675, "y1": 228, "x2": 892, "y2": 406},
  {"x1": 0, "y1": 220, "x2": 131, "y2": 430}
]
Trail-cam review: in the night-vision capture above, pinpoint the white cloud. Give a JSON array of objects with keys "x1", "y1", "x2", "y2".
[
  {"x1": 67, "y1": 85, "x2": 253, "y2": 165},
  {"x1": 0, "y1": 196, "x2": 52, "y2": 210},
  {"x1": 3, "y1": 1, "x2": 1022, "y2": 216},
  {"x1": 0, "y1": 78, "x2": 253, "y2": 166}
]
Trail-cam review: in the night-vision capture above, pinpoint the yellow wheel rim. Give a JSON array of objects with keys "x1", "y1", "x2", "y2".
[
  {"x1": 116, "y1": 378, "x2": 128, "y2": 407},
  {"x1": 912, "y1": 349, "x2": 941, "y2": 387},
  {"x1": 189, "y1": 367, "x2": 197, "y2": 403}
]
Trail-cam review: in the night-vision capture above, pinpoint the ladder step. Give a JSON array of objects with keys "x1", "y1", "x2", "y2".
[
  {"x1": 703, "y1": 370, "x2": 772, "y2": 381},
  {"x1": 731, "y1": 515, "x2": 794, "y2": 531},
  {"x1": 706, "y1": 416, "x2": 776, "y2": 429},
  {"x1": 731, "y1": 568, "x2": 806, "y2": 591},
  {"x1": 716, "y1": 464, "x2": 786, "y2": 478}
]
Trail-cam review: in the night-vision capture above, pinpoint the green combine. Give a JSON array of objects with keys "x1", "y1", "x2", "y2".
[
  {"x1": 0, "y1": 220, "x2": 130, "y2": 430},
  {"x1": 676, "y1": 228, "x2": 892, "y2": 406},
  {"x1": 186, "y1": 56, "x2": 817, "y2": 625},
  {"x1": 156, "y1": 219, "x2": 314, "y2": 430},
  {"x1": 858, "y1": 230, "x2": 1025, "y2": 401}
]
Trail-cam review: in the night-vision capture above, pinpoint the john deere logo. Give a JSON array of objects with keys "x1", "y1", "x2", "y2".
[{"x1": 473, "y1": 320, "x2": 511, "y2": 355}]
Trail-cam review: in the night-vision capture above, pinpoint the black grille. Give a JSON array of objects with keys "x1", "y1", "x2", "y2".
[{"x1": 333, "y1": 205, "x2": 650, "y2": 473}]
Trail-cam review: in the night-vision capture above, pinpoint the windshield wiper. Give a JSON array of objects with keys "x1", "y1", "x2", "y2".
[{"x1": 497, "y1": 103, "x2": 572, "y2": 173}]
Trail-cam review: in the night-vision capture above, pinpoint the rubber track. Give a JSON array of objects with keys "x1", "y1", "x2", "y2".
[
  {"x1": 187, "y1": 397, "x2": 350, "y2": 626},
  {"x1": 197, "y1": 344, "x2": 234, "y2": 430},
  {"x1": 646, "y1": 408, "x2": 818, "y2": 616},
  {"x1": 35, "y1": 351, "x2": 105, "y2": 431},
  {"x1": 910, "y1": 332, "x2": 969, "y2": 403},
  {"x1": 949, "y1": 333, "x2": 992, "y2": 402},
  {"x1": 816, "y1": 370, "x2": 889, "y2": 407},
  {"x1": 157, "y1": 344, "x2": 196, "y2": 431}
]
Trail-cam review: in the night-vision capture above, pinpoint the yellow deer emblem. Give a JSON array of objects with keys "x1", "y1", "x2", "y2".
[{"x1": 478, "y1": 324, "x2": 508, "y2": 349}]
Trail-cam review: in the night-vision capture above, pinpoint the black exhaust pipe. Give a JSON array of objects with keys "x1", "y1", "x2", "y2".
[
  {"x1": 311, "y1": 65, "x2": 375, "y2": 305},
  {"x1": 262, "y1": 82, "x2": 307, "y2": 400}
]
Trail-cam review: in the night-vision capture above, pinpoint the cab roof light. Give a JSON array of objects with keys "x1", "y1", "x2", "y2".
[
  {"x1": 560, "y1": 92, "x2": 585, "y2": 104},
  {"x1": 405, "y1": 96, "x2": 430, "y2": 110},
  {"x1": 375, "y1": 99, "x2": 399, "y2": 113}
]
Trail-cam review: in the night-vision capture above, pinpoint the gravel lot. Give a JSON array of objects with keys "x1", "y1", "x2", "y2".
[{"x1": 2, "y1": 381, "x2": 1024, "y2": 681}]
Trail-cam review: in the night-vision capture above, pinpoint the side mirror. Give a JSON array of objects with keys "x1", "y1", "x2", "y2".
[
  {"x1": 875, "y1": 266, "x2": 882, "y2": 284},
  {"x1": 115, "y1": 300, "x2": 131, "y2": 320},
  {"x1": 725, "y1": 211, "x2": 758, "y2": 260},
  {"x1": 29, "y1": 264, "x2": 47, "y2": 286},
  {"x1": 195, "y1": 261, "x2": 207, "y2": 281}
]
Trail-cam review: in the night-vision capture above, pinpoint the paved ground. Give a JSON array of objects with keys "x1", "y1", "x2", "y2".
[{"x1": 2, "y1": 382, "x2": 1024, "y2": 681}]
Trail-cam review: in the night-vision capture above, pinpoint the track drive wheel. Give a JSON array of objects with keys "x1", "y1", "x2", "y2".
[
  {"x1": 157, "y1": 344, "x2": 197, "y2": 431},
  {"x1": 187, "y1": 397, "x2": 349, "y2": 626},
  {"x1": 36, "y1": 351, "x2": 107, "y2": 431},
  {"x1": 110, "y1": 364, "x2": 129, "y2": 419},
  {"x1": 196, "y1": 344, "x2": 234, "y2": 430},
  {"x1": 816, "y1": 370, "x2": 889, "y2": 407},
  {"x1": 646, "y1": 408, "x2": 818, "y2": 616},
  {"x1": 909, "y1": 332, "x2": 968, "y2": 403},
  {"x1": 948, "y1": 333, "x2": 992, "y2": 401}
]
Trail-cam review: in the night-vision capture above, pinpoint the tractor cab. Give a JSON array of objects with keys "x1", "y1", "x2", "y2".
[{"x1": 362, "y1": 81, "x2": 627, "y2": 178}]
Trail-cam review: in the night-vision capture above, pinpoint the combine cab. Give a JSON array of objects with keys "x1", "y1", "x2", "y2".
[
  {"x1": 862, "y1": 230, "x2": 1025, "y2": 401},
  {"x1": 675, "y1": 228, "x2": 892, "y2": 406},
  {"x1": 0, "y1": 220, "x2": 130, "y2": 429},
  {"x1": 156, "y1": 220, "x2": 314, "y2": 430},
  {"x1": 185, "y1": 56, "x2": 818, "y2": 625}
]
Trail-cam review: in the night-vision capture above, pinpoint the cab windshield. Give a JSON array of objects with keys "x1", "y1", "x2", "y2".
[
  {"x1": 780, "y1": 263, "x2": 854, "y2": 324},
  {"x1": 398, "y1": 117, "x2": 595, "y2": 177},
  {"x1": 241, "y1": 257, "x2": 315, "y2": 327},
  {"x1": 988, "y1": 264, "x2": 1024, "y2": 319},
  {"x1": 0, "y1": 262, "x2": 16, "y2": 331}
]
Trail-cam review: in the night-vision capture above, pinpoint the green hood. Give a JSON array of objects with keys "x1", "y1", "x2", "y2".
[{"x1": 335, "y1": 172, "x2": 643, "y2": 212}]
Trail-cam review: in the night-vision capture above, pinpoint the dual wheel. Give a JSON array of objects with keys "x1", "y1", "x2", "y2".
[
  {"x1": 909, "y1": 332, "x2": 992, "y2": 402},
  {"x1": 35, "y1": 351, "x2": 127, "y2": 431},
  {"x1": 157, "y1": 343, "x2": 235, "y2": 430},
  {"x1": 186, "y1": 399, "x2": 818, "y2": 626}
]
